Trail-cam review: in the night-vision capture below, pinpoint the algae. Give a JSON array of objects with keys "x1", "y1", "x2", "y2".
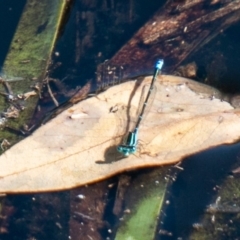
[{"x1": 0, "y1": 0, "x2": 66, "y2": 144}]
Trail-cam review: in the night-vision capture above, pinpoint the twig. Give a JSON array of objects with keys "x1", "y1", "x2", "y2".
[{"x1": 46, "y1": 78, "x2": 59, "y2": 107}]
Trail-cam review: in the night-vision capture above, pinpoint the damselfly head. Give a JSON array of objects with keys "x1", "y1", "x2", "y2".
[{"x1": 156, "y1": 59, "x2": 164, "y2": 70}]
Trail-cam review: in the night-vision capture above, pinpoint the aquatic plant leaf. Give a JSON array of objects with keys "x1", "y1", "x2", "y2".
[
  {"x1": 0, "y1": 0, "x2": 67, "y2": 130},
  {"x1": 3, "y1": 0, "x2": 66, "y2": 78},
  {"x1": 0, "y1": 75, "x2": 240, "y2": 193},
  {"x1": 114, "y1": 168, "x2": 169, "y2": 240}
]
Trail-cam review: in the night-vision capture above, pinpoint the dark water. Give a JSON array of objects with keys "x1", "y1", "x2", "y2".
[
  {"x1": 161, "y1": 143, "x2": 240, "y2": 239},
  {"x1": 48, "y1": 0, "x2": 163, "y2": 95},
  {"x1": 0, "y1": 0, "x2": 26, "y2": 69},
  {"x1": 1, "y1": 0, "x2": 240, "y2": 239}
]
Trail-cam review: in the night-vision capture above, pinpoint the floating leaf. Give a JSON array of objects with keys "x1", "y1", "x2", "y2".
[{"x1": 0, "y1": 75, "x2": 240, "y2": 193}]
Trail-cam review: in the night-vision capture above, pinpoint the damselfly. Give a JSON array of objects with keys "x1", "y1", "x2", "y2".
[{"x1": 117, "y1": 59, "x2": 164, "y2": 156}]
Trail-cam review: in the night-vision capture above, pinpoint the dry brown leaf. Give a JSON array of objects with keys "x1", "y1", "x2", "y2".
[{"x1": 0, "y1": 75, "x2": 240, "y2": 193}]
